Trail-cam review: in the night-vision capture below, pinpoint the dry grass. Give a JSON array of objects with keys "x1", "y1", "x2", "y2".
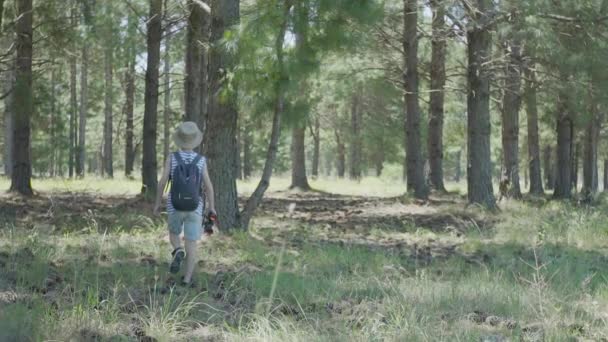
[{"x1": 0, "y1": 176, "x2": 607, "y2": 340}]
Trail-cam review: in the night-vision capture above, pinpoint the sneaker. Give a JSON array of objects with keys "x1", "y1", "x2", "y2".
[{"x1": 170, "y1": 248, "x2": 186, "y2": 274}]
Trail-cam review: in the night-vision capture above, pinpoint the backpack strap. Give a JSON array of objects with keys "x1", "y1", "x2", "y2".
[
  {"x1": 173, "y1": 151, "x2": 185, "y2": 166},
  {"x1": 191, "y1": 154, "x2": 202, "y2": 167}
]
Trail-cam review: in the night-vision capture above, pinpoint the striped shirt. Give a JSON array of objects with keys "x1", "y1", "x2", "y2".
[{"x1": 167, "y1": 151, "x2": 206, "y2": 215}]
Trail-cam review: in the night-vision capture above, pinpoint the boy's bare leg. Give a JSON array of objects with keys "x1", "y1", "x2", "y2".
[
  {"x1": 170, "y1": 233, "x2": 182, "y2": 250},
  {"x1": 183, "y1": 239, "x2": 198, "y2": 283}
]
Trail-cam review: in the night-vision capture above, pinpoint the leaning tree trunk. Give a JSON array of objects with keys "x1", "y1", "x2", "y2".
[
  {"x1": 428, "y1": 0, "x2": 447, "y2": 192},
  {"x1": 404, "y1": 0, "x2": 428, "y2": 199},
  {"x1": 524, "y1": 58, "x2": 543, "y2": 195},
  {"x1": 141, "y1": 0, "x2": 163, "y2": 201},
  {"x1": 311, "y1": 116, "x2": 320, "y2": 178},
  {"x1": 466, "y1": 0, "x2": 496, "y2": 209},
  {"x1": 103, "y1": 45, "x2": 114, "y2": 177},
  {"x1": 240, "y1": 1, "x2": 291, "y2": 230},
  {"x1": 349, "y1": 91, "x2": 362, "y2": 180},
  {"x1": 554, "y1": 98, "x2": 573, "y2": 199},
  {"x1": 336, "y1": 130, "x2": 346, "y2": 178},
  {"x1": 10, "y1": 0, "x2": 33, "y2": 195},
  {"x1": 501, "y1": 38, "x2": 522, "y2": 198},
  {"x1": 290, "y1": 125, "x2": 311, "y2": 189},
  {"x1": 163, "y1": 33, "x2": 171, "y2": 160},
  {"x1": 204, "y1": 0, "x2": 240, "y2": 229}
]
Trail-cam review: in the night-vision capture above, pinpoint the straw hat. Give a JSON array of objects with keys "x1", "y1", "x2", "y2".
[{"x1": 173, "y1": 121, "x2": 203, "y2": 150}]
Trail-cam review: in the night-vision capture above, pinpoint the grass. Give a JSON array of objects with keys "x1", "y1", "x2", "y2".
[{"x1": 1, "y1": 176, "x2": 608, "y2": 340}]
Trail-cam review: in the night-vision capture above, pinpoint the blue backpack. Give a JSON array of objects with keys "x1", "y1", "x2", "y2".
[{"x1": 170, "y1": 152, "x2": 203, "y2": 211}]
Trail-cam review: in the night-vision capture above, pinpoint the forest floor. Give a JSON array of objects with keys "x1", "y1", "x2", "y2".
[{"x1": 1, "y1": 177, "x2": 608, "y2": 341}]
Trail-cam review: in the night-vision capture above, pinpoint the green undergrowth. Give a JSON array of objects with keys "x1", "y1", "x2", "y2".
[{"x1": 1, "y1": 179, "x2": 608, "y2": 340}]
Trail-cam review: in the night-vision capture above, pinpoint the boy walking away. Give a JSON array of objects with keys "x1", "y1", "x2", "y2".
[{"x1": 154, "y1": 121, "x2": 216, "y2": 287}]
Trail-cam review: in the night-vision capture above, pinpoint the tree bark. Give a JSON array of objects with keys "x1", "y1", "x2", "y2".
[
  {"x1": 69, "y1": 11, "x2": 77, "y2": 178},
  {"x1": 204, "y1": 0, "x2": 240, "y2": 229},
  {"x1": 50, "y1": 65, "x2": 57, "y2": 177},
  {"x1": 543, "y1": 146, "x2": 553, "y2": 190},
  {"x1": 242, "y1": 126, "x2": 252, "y2": 179},
  {"x1": 3, "y1": 53, "x2": 14, "y2": 177},
  {"x1": 163, "y1": 33, "x2": 171, "y2": 160},
  {"x1": 10, "y1": 0, "x2": 33, "y2": 195},
  {"x1": 141, "y1": 0, "x2": 163, "y2": 201},
  {"x1": 604, "y1": 159, "x2": 608, "y2": 192},
  {"x1": 335, "y1": 130, "x2": 345, "y2": 178},
  {"x1": 103, "y1": 46, "x2": 114, "y2": 177},
  {"x1": 428, "y1": 0, "x2": 447, "y2": 192},
  {"x1": 582, "y1": 120, "x2": 599, "y2": 198},
  {"x1": 290, "y1": 125, "x2": 310, "y2": 189},
  {"x1": 349, "y1": 91, "x2": 362, "y2": 180},
  {"x1": 184, "y1": 0, "x2": 207, "y2": 132},
  {"x1": 466, "y1": 0, "x2": 496, "y2": 208},
  {"x1": 240, "y1": 2, "x2": 292, "y2": 230},
  {"x1": 572, "y1": 141, "x2": 580, "y2": 192},
  {"x1": 404, "y1": 0, "x2": 428, "y2": 199},
  {"x1": 311, "y1": 116, "x2": 320, "y2": 178},
  {"x1": 77, "y1": 47, "x2": 88, "y2": 177},
  {"x1": 454, "y1": 149, "x2": 462, "y2": 182},
  {"x1": 501, "y1": 38, "x2": 522, "y2": 198},
  {"x1": 554, "y1": 98, "x2": 573, "y2": 199},
  {"x1": 523, "y1": 58, "x2": 543, "y2": 195},
  {"x1": 124, "y1": 58, "x2": 135, "y2": 177}
]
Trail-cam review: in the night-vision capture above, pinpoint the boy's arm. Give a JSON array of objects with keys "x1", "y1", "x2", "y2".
[
  {"x1": 202, "y1": 163, "x2": 216, "y2": 214},
  {"x1": 154, "y1": 157, "x2": 172, "y2": 215}
]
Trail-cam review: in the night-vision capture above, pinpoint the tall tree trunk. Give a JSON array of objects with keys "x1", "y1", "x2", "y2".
[
  {"x1": 501, "y1": 38, "x2": 522, "y2": 198},
  {"x1": 554, "y1": 98, "x2": 573, "y2": 198},
  {"x1": 236, "y1": 127, "x2": 242, "y2": 179},
  {"x1": 50, "y1": 66, "x2": 57, "y2": 177},
  {"x1": 349, "y1": 91, "x2": 362, "y2": 180},
  {"x1": 524, "y1": 58, "x2": 543, "y2": 195},
  {"x1": 10, "y1": 0, "x2": 33, "y2": 195},
  {"x1": 290, "y1": 125, "x2": 310, "y2": 189},
  {"x1": 543, "y1": 146, "x2": 554, "y2": 190},
  {"x1": 454, "y1": 149, "x2": 462, "y2": 182},
  {"x1": 428, "y1": 0, "x2": 446, "y2": 192},
  {"x1": 124, "y1": 58, "x2": 135, "y2": 177},
  {"x1": 103, "y1": 46, "x2": 114, "y2": 177},
  {"x1": 141, "y1": 0, "x2": 163, "y2": 201},
  {"x1": 335, "y1": 130, "x2": 345, "y2": 178},
  {"x1": 242, "y1": 127, "x2": 252, "y2": 179},
  {"x1": 69, "y1": 23, "x2": 77, "y2": 178},
  {"x1": 163, "y1": 34, "x2": 171, "y2": 160},
  {"x1": 311, "y1": 116, "x2": 320, "y2": 178},
  {"x1": 204, "y1": 0, "x2": 240, "y2": 229},
  {"x1": 3, "y1": 52, "x2": 14, "y2": 177},
  {"x1": 466, "y1": 0, "x2": 496, "y2": 208},
  {"x1": 582, "y1": 120, "x2": 599, "y2": 198},
  {"x1": 404, "y1": 0, "x2": 428, "y2": 199},
  {"x1": 77, "y1": 47, "x2": 88, "y2": 177},
  {"x1": 604, "y1": 159, "x2": 608, "y2": 192},
  {"x1": 572, "y1": 141, "x2": 579, "y2": 192},
  {"x1": 240, "y1": 2, "x2": 291, "y2": 230},
  {"x1": 184, "y1": 0, "x2": 207, "y2": 131}
]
